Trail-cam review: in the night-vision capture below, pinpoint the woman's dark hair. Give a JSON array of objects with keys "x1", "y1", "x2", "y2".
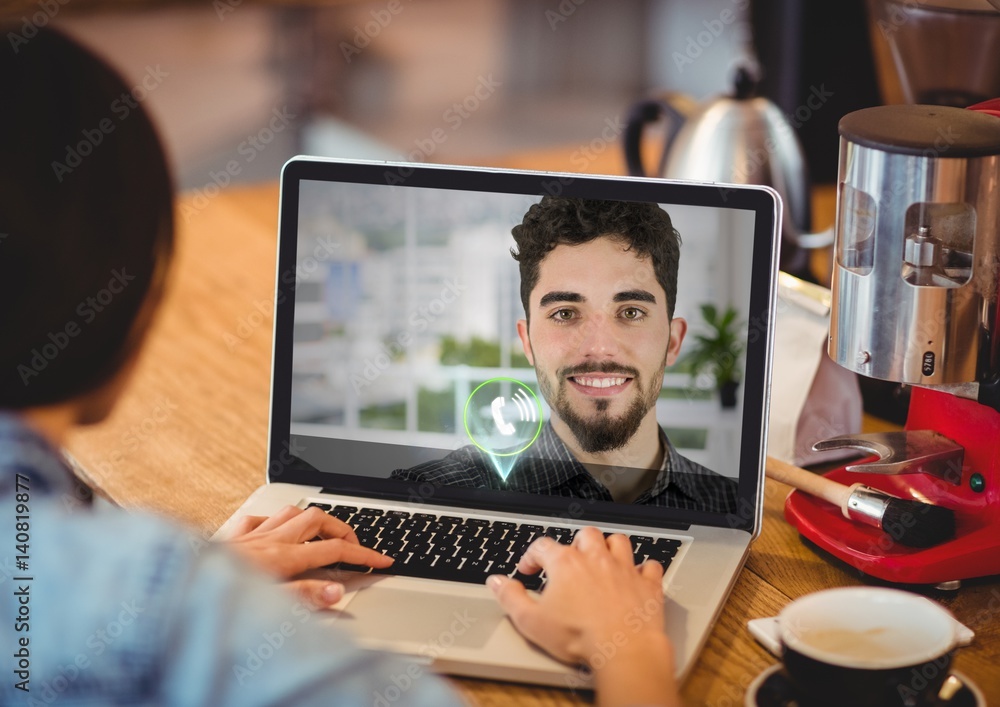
[
  {"x1": 0, "y1": 27, "x2": 174, "y2": 408},
  {"x1": 510, "y1": 196, "x2": 682, "y2": 320}
]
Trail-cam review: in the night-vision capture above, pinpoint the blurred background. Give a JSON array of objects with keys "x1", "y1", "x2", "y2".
[
  {"x1": 4, "y1": 0, "x2": 885, "y2": 190},
  {"x1": 10, "y1": 0, "x2": 999, "y2": 429}
]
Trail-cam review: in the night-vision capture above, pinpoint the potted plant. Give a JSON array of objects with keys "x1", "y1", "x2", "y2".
[{"x1": 682, "y1": 303, "x2": 746, "y2": 408}]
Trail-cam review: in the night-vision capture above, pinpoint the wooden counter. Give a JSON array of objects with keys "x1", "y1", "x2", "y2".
[{"x1": 65, "y1": 148, "x2": 999, "y2": 705}]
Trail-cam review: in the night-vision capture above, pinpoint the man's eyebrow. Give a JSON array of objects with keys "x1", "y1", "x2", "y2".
[
  {"x1": 613, "y1": 289, "x2": 657, "y2": 304},
  {"x1": 538, "y1": 291, "x2": 583, "y2": 307}
]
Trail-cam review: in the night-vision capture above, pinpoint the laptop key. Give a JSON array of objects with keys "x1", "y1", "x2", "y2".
[
  {"x1": 460, "y1": 558, "x2": 493, "y2": 582},
  {"x1": 379, "y1": 527, "x2": 408, "y2": 542},
  {"x1": 374, "y1": 552, "x2": 428, "y2": 577},
  {"x1": 483, "y1": 537, "x2": 512, "y2": 554},
  {"x1": 430, "y1": 533, "x2": 458, "y2": 549},
  {"x1": 407, "y1": 553, "x2": 438, "y2": 569},
  {"x1": 511, "y1": 570, "x2": 543, "y2": 591},
  {"x1": 541, "y1": 527, "x2": 567, "y2": 542},
  {"x1": 330, "y1": 505, "x2": 357, "y2": 521},
  {"x1": 376, "y1": 537, "x2": 406, "y2": 555},
  {"x1": 505, "y1": 529, "x2": 533, "y2": 545},
  {"x1": 337, "y1": 563, "x2": 372, "y2": 574},
  {"x1": 350, "y1": 514, "x2": 380, "y2": 528},
  {"x1": 381, "y1": 510, "x2": 410, "y2": 530},
  {"x1": 399, "y1": 518, "x2": 430, "y2": 533},
  {"x1": 426, "y1": 521, "x2": 456, "y2": 535},
  {"x1": 307, "y1": 502, "x2": 332, "y2": 512},
  {"x1": 453, "y1": 544, "x2": 484, "y2": 561},
  {"x1": 488, "y1": 559, "x2": 517, "y2": 577},
  {"x1": 648, "y1": 541, "x2": 681, "y2": 556},
  {"x1": 645, "y1": 549, "x2": 678, "y2": 565},
  {"x1": 432, "y1": 555, "x2": 466, "y2": 581},
  {"x1": 463, "y1": 533, "x2": 488, "y2": 547},
  {"x1": 459, "y1": 518, "x2": 490, "y2": 534}
]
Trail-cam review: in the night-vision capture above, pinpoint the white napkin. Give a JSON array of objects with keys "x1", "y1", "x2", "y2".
[{"x1": 767, "y1": 274, "x2": 863, "y2": 466}]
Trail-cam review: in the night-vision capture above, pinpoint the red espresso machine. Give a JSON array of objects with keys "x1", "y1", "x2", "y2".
[{"x1": 785, "y1": 101, "x2": 1000, "y2": 586}]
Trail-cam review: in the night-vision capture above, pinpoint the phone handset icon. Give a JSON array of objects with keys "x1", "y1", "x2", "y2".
[{"x1": 491, "y1": 396, "x2": 516, "y2": 436}]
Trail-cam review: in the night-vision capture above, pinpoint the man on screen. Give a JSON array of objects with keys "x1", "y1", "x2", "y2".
[{"x1": 392, "y1": 197, "x2": 737, "y2": 512}]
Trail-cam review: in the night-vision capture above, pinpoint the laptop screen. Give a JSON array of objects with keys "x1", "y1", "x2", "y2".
[{"x1": 271, "y1": 159, "x2": 778, "y2": 533}]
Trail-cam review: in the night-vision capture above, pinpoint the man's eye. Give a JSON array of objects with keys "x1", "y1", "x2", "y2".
[
  {"x1": 551, "y1": 309, "x2": 575, "y2": 321},
  {"x1": 621, "y1": 307, "x2": 645, "y2": 320}
]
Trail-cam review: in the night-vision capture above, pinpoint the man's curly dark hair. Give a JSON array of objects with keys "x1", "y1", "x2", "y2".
[{"x1": 511, "y1": 196, "x2": 681, "y2": 320}]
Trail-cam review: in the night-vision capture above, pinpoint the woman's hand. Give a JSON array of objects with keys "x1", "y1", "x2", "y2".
[
  {"x1": 488, "y1": 526, "x2": 679, "y2": 707},
  {"x1": 224, "y1": 505, "x2": 392, "y2": 608}
]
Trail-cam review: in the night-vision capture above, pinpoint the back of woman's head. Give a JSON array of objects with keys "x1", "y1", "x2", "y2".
[{"x1": 0, "y1": 27, "x2": 174, "y2": 408}]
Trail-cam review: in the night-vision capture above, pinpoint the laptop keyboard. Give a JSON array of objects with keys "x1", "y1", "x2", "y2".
[{"x1": 307, "y1": 503, "x2": 681, "y2": 590}]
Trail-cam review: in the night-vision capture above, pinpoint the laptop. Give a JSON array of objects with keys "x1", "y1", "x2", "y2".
[{"x1": 215, "y1": 157, "x2": 780, "y2": 688}]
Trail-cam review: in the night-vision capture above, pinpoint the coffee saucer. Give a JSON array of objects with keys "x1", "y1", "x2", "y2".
[{"x1": 744, "y1": 664, "x2": 985, "y2": 707}]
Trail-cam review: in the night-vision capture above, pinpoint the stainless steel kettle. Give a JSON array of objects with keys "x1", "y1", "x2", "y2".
[{"x1": 624, "y1": 67, "x2": 831, "y2": 275}]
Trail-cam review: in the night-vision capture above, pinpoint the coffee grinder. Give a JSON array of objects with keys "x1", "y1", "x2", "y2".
[
  {"x1": 782, "y1": 0, "x2": 1000, "y2": 588},
  {"x1": 784, "y1": 102, "x2": 1000, "y2": 586}
]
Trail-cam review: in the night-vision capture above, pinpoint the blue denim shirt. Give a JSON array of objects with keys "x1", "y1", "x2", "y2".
[{"x1": 0, "y1": 413, "x2": 463, "y2": 706}]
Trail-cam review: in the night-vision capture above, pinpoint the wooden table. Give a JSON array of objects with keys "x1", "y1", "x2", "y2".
[{"x1": 65, "y1": 148, "x2": 1000, "y2": 705}]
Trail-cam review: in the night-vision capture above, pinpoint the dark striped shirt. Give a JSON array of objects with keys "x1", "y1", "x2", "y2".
[{"x1": 391, "y1": 422, "x2": 738, "y2": 513}]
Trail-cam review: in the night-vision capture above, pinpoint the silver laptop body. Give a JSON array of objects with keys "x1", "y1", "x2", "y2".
[{"x1": 215, "y1": 157, "x2": 780, "y2": 689}]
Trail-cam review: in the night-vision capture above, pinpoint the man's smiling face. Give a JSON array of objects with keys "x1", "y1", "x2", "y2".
[{"x1": 516, "y1": 236, "x2": 686, "y2": 453}]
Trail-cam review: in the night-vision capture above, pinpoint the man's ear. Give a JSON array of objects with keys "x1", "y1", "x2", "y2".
[
  {"x1": 665, "y1": 316, "x2": 687, "y2": 367},
  {"x1": 516, "y1": 319, "x2": 534, "y2": 366}
]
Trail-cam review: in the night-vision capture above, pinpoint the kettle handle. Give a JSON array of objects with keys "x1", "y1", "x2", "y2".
[{"x1": 623, "y1": 95, "x2": 691, "y2": 177}]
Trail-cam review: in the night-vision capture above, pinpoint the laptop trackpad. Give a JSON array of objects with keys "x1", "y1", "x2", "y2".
[{"x1": 339, "y1": 586, "x2": 503, "y2": 649}]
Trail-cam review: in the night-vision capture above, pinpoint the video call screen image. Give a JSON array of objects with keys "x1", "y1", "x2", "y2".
[{"x1": 286, "y1": 178, "x2": 758, "y2": 518}]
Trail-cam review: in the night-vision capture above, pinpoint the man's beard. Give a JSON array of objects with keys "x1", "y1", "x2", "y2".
[{"x1": 539, "y1": 359, "x2": 665, "y2": 454}]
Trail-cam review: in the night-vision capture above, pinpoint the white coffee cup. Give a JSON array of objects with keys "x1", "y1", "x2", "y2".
[{"x1": 776, "y1": 587, "x2": 964, "y2": 707}]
